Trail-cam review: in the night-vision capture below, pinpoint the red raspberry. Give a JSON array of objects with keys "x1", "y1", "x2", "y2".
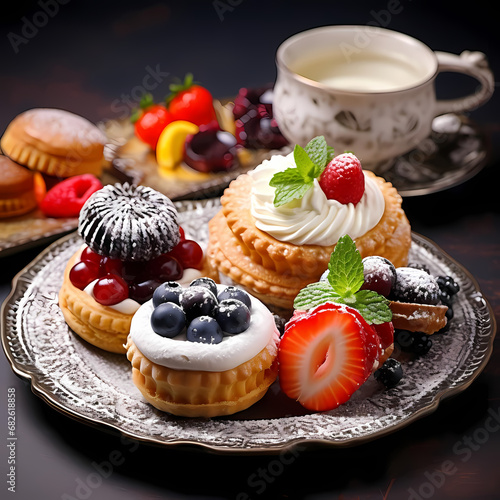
[
  {"x1": 319, "y1": 153, "x2": 365, "y2": 205},
  {"x1": 40, "y1": 174, "x2": 103, "y2": 218}
]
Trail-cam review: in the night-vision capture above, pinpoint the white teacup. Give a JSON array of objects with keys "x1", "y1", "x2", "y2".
[{"x1": 273, "y1": 25, "x2": 494, "y2": 169}]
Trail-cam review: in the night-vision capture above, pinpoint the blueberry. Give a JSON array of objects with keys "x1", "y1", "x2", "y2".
[
  {"x1": 152, "y1": 281, "x2": 183, "y2": 307},
  {"x1": 150, "y1": 302, "x2": 186, "y2": 338},
  {"x1": 215, "y1": 299, "x2": 251, "y2": 334},
  {"x1": 190, "y1": 277, "x2": 218, "y2": 298},
  {"x1": 186, "y1": 316, "x2": 223, "y2": 344},
  {"x1": 361, "y1": 256, "x2": 397, "y2": 297},
  {"x1": 217, "y1": 286, "x2": 252, "y2": 310},
  {"x1": 374, "y1": 358, "x2": 403, "y2": 388},
  {"x1": 180, "y1": 286, "x2": 218, "y2": 323},
  {"x1": 391, "y1": 267, "x2": 440, "y2": 305},
  {"x1": 436, "y1": 275, "x2": 460, "y2": 296}
]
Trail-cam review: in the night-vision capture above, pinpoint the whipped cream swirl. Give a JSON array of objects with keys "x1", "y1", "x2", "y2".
[
  {"x1": 130, "y1": 285, "x2": 278, "y2": 372},
  {"x1": 249, "y1": 153, "x2": 385, "y2": 246}
]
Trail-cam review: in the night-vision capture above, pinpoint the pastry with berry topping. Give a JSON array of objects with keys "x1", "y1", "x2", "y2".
[
  {"x1": 279, "y1": 236, "x2": 397, "y2": 411},
  {"x1": 1, "y1": 108, "x2": 106, "y2": 178},
  {"x1": 125, "y1": 279, "x2": 279, "y2": 417},
  {"x1": 59, "y1": 183, "x2": 204, "y2": 353},
  {"x1": 206, "y1": 136, "x2": 411, "y2": 311},
  {"x1": 359, "y1": 257, "x2": 453, "y2": 335},
  {"x1": 388, "y1": 267, "x2": 450, "y2": 334}
]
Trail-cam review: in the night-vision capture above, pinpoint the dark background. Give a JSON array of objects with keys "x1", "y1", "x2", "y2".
[{"x1": 1, "y1": 1, "x2": 499, "y2": 499}]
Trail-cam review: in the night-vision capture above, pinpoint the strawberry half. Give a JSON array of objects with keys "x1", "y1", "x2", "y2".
[
  {"x1": 279, "y1": 302, "x2": 382, "y2": 411},
  {"x1": 372, "y1": 321, "x2": 394, "y2": 350},
  {"x1": 319, "y1": 153, "x2": 365, "y2": 205}
]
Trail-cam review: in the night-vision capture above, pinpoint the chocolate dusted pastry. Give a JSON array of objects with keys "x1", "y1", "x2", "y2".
[{"x1": 78, "y1": 183, "x2": 180, "y2": 262}]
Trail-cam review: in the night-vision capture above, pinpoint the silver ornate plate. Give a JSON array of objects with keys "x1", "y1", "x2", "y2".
[{"x1": 1, "y1": 199, "x2": 496, "y2": 453}]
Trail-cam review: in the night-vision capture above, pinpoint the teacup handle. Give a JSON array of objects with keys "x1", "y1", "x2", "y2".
[{"x1": 434, "y1": 50, "x2": 495, "y2": 116}]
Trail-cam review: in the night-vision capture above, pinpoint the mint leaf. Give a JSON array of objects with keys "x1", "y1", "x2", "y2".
[
  {"x1": 326, "y1": 146, "x2": 335, "y2": 163},
  {"x1": 270, "y1": 168, "x2": 313, "y2": 207},
  {"x1": 341, "y1": 290, "x2": 392, "y2": 325},
  {"x1": 270, "y1": 136, "x2": 334, "y2": 207},
  {"x1": 304, "y1": 136, "x2": 327, "y2": 173},
  {"x1": 327, "y1": 235, "x2": 364, "y2": 296},
  {"x1": 293, "y1": 282, "x2": 341, "y2": 311},
  {"x1": 292, "y1": 234, "x2": 392, "y2": 325},
  {"x1": 293, "y1": 144, "x2": 317, "y2": 181}
]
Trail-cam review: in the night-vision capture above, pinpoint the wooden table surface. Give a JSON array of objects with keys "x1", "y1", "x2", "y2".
[{"x1": 1, "y1": 1, "x2": 499, "y2": 499}]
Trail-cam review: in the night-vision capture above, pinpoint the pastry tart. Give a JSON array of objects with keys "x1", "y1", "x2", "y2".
[
  {"x1": 59, "y1": 251, "x2": 134, "y2": 354},
  {"x1": 206, "y1": 157, "x2": 411, "y2": 311},
  {"x1": 125, "y1": 283, "x2": 280, "y2": 417}
]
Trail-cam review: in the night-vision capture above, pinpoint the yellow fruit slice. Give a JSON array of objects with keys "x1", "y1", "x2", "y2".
[{"x1": 156, "y1": 120, "x2": 199, "y2": 170}]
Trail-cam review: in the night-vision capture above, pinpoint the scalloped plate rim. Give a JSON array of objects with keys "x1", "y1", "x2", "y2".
[{"x1": 1, "y1": 225, "x2": 496, "y2": 455}]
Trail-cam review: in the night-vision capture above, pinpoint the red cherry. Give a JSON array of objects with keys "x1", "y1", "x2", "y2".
[
  {"x1": 69, "y1": 261, "x2": 100, "y2": 290},
  {"x1": 179, "y1": 226, "x2": 186, "y2": 240},
  {"x1": 122, "y1": 260, "x2": 148, "y2": 283},
  {"x1": 147, "y1": 254, "x2": 183, "y2": 281},
  {"x1": 93, "y1": 274, "x2": 129, "y2": 306},
  {"x1": 129, "y1": 279, "x2": 162, "y2": 304},
  {"x1": 170, "y1": 240, "x2": 203, "y2": 270},
  {"x1": 99, "y1": 256, "x2": 123, "y2": 277},
  {"x1": 80, "y1": 247, "x2": 101, "y2": 265}
]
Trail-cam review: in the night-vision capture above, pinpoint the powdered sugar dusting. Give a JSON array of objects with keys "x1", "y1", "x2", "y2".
[
  {"x1": 23, "y1": 108, "x2": 106, "y2": 146},
  {"x1": 3, "y1": 202, "x2": 495, "y2": 451},
  {"x1": 78, "y1": 183, "x2": 179, "y2": 261}
]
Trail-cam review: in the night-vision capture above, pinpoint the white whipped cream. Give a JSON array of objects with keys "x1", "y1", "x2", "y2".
[
  {"x1": 248, "y1": 153, "x2": 385, "y2": 246},
  {"x1": 129, "y1": 285, "x2": 279, "y2": 372}
]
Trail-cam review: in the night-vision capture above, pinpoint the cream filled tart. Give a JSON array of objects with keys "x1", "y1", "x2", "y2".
[
  {"x1": 206, "y1": 147, "x2": 411, "y2": 311},
  {"x1": 59, "y1": 183, "x2": 205, "y2": 353},
  {"x1": 126, "y1": 281, "x2": 280, "y2": 417}
]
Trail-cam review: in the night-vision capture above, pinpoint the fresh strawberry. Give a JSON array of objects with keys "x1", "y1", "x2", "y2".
[
  {"x1": 372, "y1": 321, "x2": 394, "y2": 350},
  {"x1": 319, "y1": 153, "x2": 365, "y2": 205},
  {"x1": 132, "y1": 94, "x2": 173, "y2": 149},
  {"x1": 166, "y1": 74, "x2": 217, "y2": 127},
  {"x1": 279, "y1": 302, "x2": 382, "y2": 411},
  {"x1": 40, "y1": 174, "x2": 102, "y2": 218}
]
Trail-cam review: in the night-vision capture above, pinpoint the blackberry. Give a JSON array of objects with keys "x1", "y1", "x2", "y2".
[
  {"x1": 391, "y1": 267, "x2": 440, "y2": 305},
  {"x1": 436, "y1": 275, "x2": 460, "y2": 296},
  {"x1": 395, "y1": 329, "x2": 433, "y2": 355}
]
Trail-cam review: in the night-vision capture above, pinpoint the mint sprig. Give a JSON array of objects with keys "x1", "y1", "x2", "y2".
[
  {"x1": 269, "y1": 136, "x2": 334, "y2": 207},
  {"x1": 293, "y1": 235, "x2": 392, "y2": 325}
]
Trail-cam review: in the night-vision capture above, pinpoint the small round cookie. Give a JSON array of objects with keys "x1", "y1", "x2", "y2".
[
  {"x1": 0, "y1": 155, "x2": 37, "y2": 218},
  {"x1": 1, "y1": 108, "x2": 106, "y2": 178},
  {"x1": 78, "y1": 183, "x2": 180, "y2": 262}
]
